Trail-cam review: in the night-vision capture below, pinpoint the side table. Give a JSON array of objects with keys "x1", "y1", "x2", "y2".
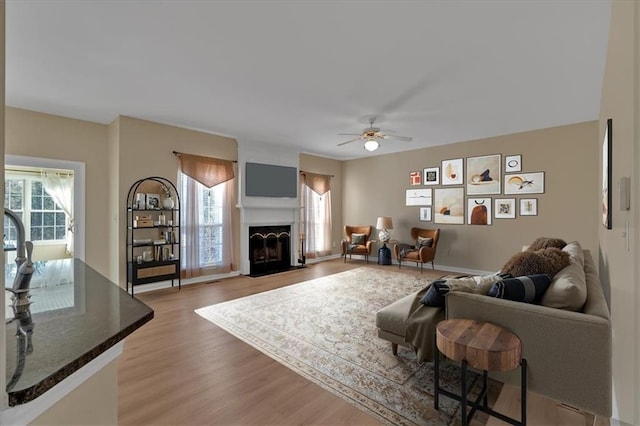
[{"x1": 434, "y1": 319, "x2": 527, "y2": 426}]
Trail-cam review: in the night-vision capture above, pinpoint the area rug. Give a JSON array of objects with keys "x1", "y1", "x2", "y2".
[{"x1": 196, "y1": 267, "x2": 478, "y2": 425}]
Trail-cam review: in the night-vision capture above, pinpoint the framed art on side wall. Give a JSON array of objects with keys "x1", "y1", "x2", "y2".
[
  {"x1": 434, "y1": 187, "x2": 464, "y2": 224},
  {"x1": 466, "y1": 154, "x2": 501, "y2": 195},
  {"x1": 406, "y1": 188, "x2": 432, "y2": 206},
  {"x1": 602, "y1": 118, "x2": 612, "y2": 229},
  {"x1": 504, "y1": 172, "x2": 545, "y2": 195},
  {"x1": 441, "y1": 158, "x2": 463, "y2": 185},
  {"x1": 520, "y1": 198, "x2": 538, "y2": 216},
  {"x1": 423, "y1": 167, "x2": 439, "y2": 185},
  {"x1": 467, "y1": 198, "x2": 492, "y2": 225},
  {"x1": 494, "y1": 198, "x2": 516, "y2": 219},
  {"x1": 505, "y1": 155, "x2": 522, "y2": 173},
  {"x1": 410, "y1": 171, "x2": 422, "y2": 186},
  {"x1": 419, "y1": 207, "x2": 432, "y2": 222}
]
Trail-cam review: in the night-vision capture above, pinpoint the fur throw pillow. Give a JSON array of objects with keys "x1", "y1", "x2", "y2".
[
  {"x1": 501, "y1": 247, "x2": 570, "y2": 278},
  {"x1": 527, "y1": 237, "x2": 567, "y2": 251}
]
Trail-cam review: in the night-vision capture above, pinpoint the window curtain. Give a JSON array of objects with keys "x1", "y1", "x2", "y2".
[
  {"x1": 300, "y1": 172, "x2": 332, "y2": 259},
  {"x1": 41, "y1": 171, "x2": 74, "y2": 255},
  {"x1": 180, "y1": 156, "x2": 236, "y2": 278}
]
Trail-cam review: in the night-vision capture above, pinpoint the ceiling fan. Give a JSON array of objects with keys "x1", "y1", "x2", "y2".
[{"x1": 337, "y1": 117, "x2": 413, "y2": 152}]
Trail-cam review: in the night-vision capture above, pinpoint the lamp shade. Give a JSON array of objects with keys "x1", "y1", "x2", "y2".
[{"x1": 376, "y1": 217, "x2": 393, "y2": 230}]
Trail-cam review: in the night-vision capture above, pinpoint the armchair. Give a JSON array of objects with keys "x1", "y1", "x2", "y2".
[
  {"x1": 393, "y1": 228, "x2": 440, "y2": 272},
  {"x1": 341, "y1": 225, "x2": 373, "y2": 263}
]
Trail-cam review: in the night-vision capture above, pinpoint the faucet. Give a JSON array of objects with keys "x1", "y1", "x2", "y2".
[
  {"x1": 4, "y1": 208, "x2": 34, "y2": 297},
  {"x1": 5, "y1": 207, "x2": 26, "y2": 269}
]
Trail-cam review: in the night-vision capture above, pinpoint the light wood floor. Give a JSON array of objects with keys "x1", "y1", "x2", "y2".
[{"x1": 118, "y1": 258, "x2": 608, "y2": 425}]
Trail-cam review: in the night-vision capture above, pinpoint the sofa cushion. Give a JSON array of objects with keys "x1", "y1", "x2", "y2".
[
  {"x1": 420, "y1": 280, "x2": 446, "y2": 307},
  {"x1": 487, "y1": 274, "x2": 552, "y2": 304},
  {"x1": 416, "y1": 236, "x2": 433, "y2": 248},
  {"x1": 500, "y1": 247, "x2": 571, "y2": 278},
  {"x1": 540, "y1": 241, "x2": 587, "y2": 311},
  {"x1": 351, "y1": 233, "x2": 366, "y2": 245}
]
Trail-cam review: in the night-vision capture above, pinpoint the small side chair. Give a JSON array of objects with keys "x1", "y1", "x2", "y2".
[
  {"x1": 394, "y1": 228, "x2": 440, "y2": 272},
  {"x1": 341, "y1": 225, "x2": 373, "y2": 263}
]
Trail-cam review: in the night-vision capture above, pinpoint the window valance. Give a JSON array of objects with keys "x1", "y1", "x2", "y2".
[
  {"x1": 178, "y1": 153, "x2": 235, "y2": 188},
  {"x1": 301, "y1": 172, "x2": 331, "y2": 195}
]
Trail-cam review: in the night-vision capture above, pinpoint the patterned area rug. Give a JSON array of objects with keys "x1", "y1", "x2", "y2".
[{"x1": 196, "y1": 267, "x2": 477, "y2": 425}]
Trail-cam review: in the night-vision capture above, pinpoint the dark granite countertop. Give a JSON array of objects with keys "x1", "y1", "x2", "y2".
[{"x1": 4, "y1": 258, "x2": 153, "y2": 406}]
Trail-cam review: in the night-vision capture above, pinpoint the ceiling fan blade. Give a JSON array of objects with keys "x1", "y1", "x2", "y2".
[
  {"x1": 337, "y1": 137, "x2": 363, "y2": 146},
  {"x1": 383, "y1": 135, "x2": 413, "y2": 142},
  {"x1": 337, "y1": 133, "x2": 362, "y2": 136}
]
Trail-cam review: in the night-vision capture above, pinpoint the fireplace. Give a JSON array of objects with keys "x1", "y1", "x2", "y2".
[{"x1": 249, "y1": 225, "x2": 292, "y2": 277}]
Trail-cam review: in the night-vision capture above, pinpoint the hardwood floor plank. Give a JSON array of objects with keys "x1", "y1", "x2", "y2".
[{"x1": 118, "y1": 259, "x2": 603, "y2": 425}]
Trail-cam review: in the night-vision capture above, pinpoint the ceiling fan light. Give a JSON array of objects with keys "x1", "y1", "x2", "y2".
[{"x1": 364, "y1": 139, "x2": 379, "y2": 152}]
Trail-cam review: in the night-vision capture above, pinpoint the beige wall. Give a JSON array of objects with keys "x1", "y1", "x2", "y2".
[
  {"x1": 599, "y1": 1, "x2": 639, "y2": 424},
  {"x1": 116, "y1": 116, "x2": 239, "y2": 286},
  {"x1": 343, "y1": 122, "x2": 598, "y2": 272},
  {"x1": 4, "y1": 107, "x2": 110, "y2": 276},
  {"x1": 299, "y1": 153, "x2": 343, "y2": 254}
]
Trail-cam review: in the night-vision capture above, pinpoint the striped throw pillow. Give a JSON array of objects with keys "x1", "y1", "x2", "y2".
[{"x1": 487, "y1": 274, "x2": 552, "y2": 304}]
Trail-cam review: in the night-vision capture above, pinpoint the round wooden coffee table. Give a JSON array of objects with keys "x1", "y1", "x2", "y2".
[{"x1": 434, "y1": 319, "x2": 527, "y2": 426}]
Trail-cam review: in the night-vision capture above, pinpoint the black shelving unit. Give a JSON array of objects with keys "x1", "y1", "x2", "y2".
[{"x1": 126, "y1": 176, "x2": 181, "y2": 297}]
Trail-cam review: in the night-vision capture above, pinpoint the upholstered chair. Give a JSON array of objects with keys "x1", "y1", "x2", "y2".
[
  {"x1": 341, "y1": 225, "x2": 373, "y2": 263},
  {"x1": 393, "y1": 228, "x2": 440, "y2": 272}
]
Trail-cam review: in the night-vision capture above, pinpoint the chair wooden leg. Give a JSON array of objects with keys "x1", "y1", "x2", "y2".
[
  {"x1": 420, "y1": 262, "x2": 423, "y2": 273},
  {"x1": 431, "y1": 260, "x2": 435, "y2": 270},
  {"x1": 392, "y1": 343, "x2": 398, "y2": 355},
  {"x1": 398, "y1": 258, "x2": 402, "y2": 269}
]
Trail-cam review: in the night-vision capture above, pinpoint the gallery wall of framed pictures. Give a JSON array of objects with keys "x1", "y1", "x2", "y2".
[{"x1": 404, "y1": 152, "x2": 545, "y2": 225}]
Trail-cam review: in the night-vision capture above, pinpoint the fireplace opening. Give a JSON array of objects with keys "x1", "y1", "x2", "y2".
[{"x1": 249, "y1": 225, "x2": 292, "y2": 277}]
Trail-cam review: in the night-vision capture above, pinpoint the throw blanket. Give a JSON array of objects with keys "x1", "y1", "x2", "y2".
[{"x1": 403, "y1": 273, "x2": 503, "y2": 362}]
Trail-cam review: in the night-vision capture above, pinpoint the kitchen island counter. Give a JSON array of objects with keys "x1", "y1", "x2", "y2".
[{"x1": 4, "y1": 258, "x2": 153, "y2": 406}]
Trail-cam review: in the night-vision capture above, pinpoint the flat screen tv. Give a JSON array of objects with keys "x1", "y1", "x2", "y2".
[{"x1": 245, "y1": 162, "x2": 298, "y2": 198}]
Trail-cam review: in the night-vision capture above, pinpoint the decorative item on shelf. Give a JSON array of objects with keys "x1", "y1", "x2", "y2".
[
  {"x1": 161, "y1": 184, "x2": 175, "y2": 209},
  {"x1": 135, "y1": 193, "x2": 146, "y2": 209},
  {"x1": 134, "y1": 215, "x2": 153, "y2": 228},
  {"x1": 158, "y1": 213, "x2": 166, "y2": 226},
  {"x1": 146, "y1": 193, "x2": 160, "y2": 209},
  {"x1": 376, "y1": 217, "x2": 393, "y2": 243}
]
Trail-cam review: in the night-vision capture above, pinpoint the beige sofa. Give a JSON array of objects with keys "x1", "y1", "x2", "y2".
[{"x1": 375, "y1": 247, "x2": 611, "y2": 417}]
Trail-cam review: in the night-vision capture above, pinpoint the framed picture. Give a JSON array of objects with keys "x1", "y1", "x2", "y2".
[
  {"x1": 146, "y1": 193, "x2": 160, "y2": 210},
  {"x1": 434, "y1": 188, "x2": 464, "y2": 224},
  {"x1": 520, "y1": 198, "x2": 538, "y2": 216},
  {"x1": 467, "y1": 198, "x2": 492, "y2": 225},
  {"x1": 419, "y1": 207, "x2": 432, "y2": 222},
  {"x1": 441, "y1": 158, "x2": 463, "y2": 185},
  {"x1": 504, "y1": 172, "x2": 545, "y2": 194},
  {"x1": 505, "y1": 155, "x2": 522, "y2": 173},
  {"x1": 423, "y1": 167, "x2": 439, "y2": 185},
  {"x1": 405, "y1": 188, "x2": 432, "y2": 206},
  {"x1": 602, "y1": 118, "x2": 612, "y2": 229},
  {"x1": 409, "y1": 171, "x2": 422, "y2": 186},
  {"x1": 467, "y1": 154, "x2": 501, "y2": 195},
  {"x1": 494, "y1": 198, "x2": 516, "y2": 219}
]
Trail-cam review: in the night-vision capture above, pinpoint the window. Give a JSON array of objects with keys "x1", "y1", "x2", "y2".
[
  {"x1": 30, "y1": 181, "x2": 67, "y2": 241},
  {"x1": 300, "y1": 183, "x2": 332, "y2": 258},
  {"x1": 3, "y1": 175, "x2": 68, "y2": 246},
  {"x1": 180, "y1": 173, "x2": 225, "y2": 268},
  {"x1": 198, "y1": 184, "x2": 224, "y2": 266}
]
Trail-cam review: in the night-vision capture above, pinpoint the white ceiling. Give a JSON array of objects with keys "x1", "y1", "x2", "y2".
[{"x1": 6, "y1": 1, "x2": 611, "y2": 160}]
